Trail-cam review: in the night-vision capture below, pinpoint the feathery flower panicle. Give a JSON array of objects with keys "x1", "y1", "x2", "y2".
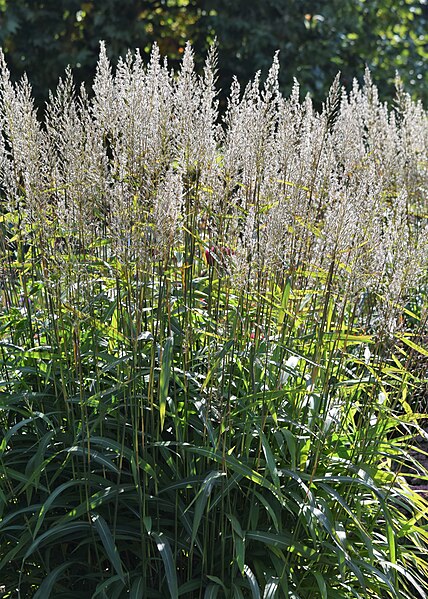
[
  {"x1": 0, "y1": 51, "x2": 47, "y2": 228},
  {"x1": 230, "y1": 206, "x2": 258, "y2": 291},
  {"x1": 0, "y1": 43, "x2": 426, "y2": 330},
  {"x1": 46, "y1": 70, "x2": 107, "y2": 251},
  {"x1": 153, "y1": 166, "x2": 183, "y2": 259},
  {"x1": 92, "y1": 41, "x2": 116, "y2": 136}
]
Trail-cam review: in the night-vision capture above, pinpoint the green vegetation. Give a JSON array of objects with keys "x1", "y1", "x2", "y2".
[
  {"x1": 0, "y1": 0, "x2": 427, "y2": 107},
  {"x1": 0, "y1": 44, "x2": 427, "y2": 597}
]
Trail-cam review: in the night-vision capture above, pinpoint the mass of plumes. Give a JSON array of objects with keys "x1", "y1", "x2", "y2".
[{"x1": 0, "y1": 43, "x2": 427, "y2": 331}]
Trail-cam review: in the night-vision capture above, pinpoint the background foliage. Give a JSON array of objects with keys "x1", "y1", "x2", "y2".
[{"x1": 0, "y1": 0, "x2": 427, "y2": 109}]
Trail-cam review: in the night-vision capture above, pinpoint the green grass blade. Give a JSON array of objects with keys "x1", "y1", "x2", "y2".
[
  {"x1": 34, "y1": 480, "x2": 84, "y2": 537},
  {"x1": 91, "y1": 513, "x2": 125, "y2": 583},
  {"x1": 257, "y1": 426, "x2": 280, "y2": 488},
  {"x1": 245, "y1": 531, "x2": 316, "y2": 559},
  {"x1": 23, "y1": 522, "x2": 92, "y2": 559},
  {"x1": 244, "y1": 565, "x2": 261, "y2": 599},
  {"x1": 184, "y1": 446, "x2": 282, "y2": 501},
  {"x1": 232, "y1": 585, "x2": 245, "y2": 599},
  {"x1": 189, "y1": 471, "x2": 225, "y2": 548},
  {"x1": 66, "y1": 446, "x2": 120, "y2": 474},
  {"x1": 151, "y1": 531, "x2": 178, "y2": 599},
  {"x1": 178, "y1": 580, "x2": 201, "y2": 596},
  {"x1": 227, "y1": 514, "x2": 245, "y2": 574},
  {"x1": 206, "y1": 576, "x2": 228, "y2": 593},
  {"x1": 91, "y1": 575, "x2": 126, "y2": 598},
  {"x1": 33, "y1": 562, "x2": 72, "y2": 599},
  {"x1": 160, "y1": 336, "x2": 173, "y2": 431},
  {"x1": 130, "y1": 576, "x2": 145, "y2": 599},
  {"x1": 204, "y1": 583, "x2": 221, "y2": 598},
  {"x1": 263, "y1": 578, "x2": 279, "y2": 599},
  {"x1": 313, "y1": 572, "x2": 328, "y2": 599}
]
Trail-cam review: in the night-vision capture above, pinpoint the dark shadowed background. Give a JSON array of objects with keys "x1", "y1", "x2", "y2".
[{"x1": 0, "y1": 0, "x2": 427, "y2": 110}]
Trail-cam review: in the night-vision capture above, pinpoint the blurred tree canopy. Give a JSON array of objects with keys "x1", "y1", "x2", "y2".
[
  {"x1": 0, "y1": 0, "x2": 201, "y2": 106},
  {"x1": 0, "y1": 0, "x2": 426, "y2": 109},
  {"x1": 199, "y1": 0, "x2": 427, "y2": 104}
]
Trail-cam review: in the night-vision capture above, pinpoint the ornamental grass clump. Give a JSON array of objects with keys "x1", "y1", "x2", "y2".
[{"x1": 0, "y1": 43, "x2": 427, "y2": 598}]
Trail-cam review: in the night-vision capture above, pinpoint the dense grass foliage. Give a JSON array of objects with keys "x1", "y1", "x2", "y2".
[{"x1": 0, "y1": 45, "x2": 427, "y2": 598}]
